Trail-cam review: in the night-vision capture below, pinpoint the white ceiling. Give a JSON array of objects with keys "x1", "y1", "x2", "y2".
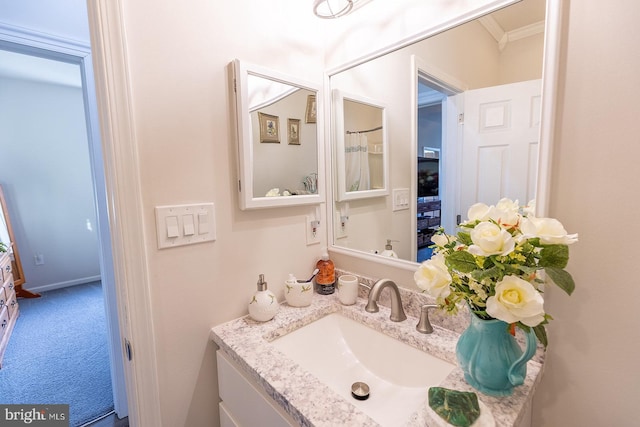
[{"x1": 0, "y1": 49, "x2": 82, "y2": 88}]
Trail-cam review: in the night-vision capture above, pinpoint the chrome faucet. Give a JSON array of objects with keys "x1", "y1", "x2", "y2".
[
  {"x1": 365, "y1": 279, "x2": 407, "y2": 322},
  {"x1": 416, "y1": 304, "x2": 438, "y2": 334}
]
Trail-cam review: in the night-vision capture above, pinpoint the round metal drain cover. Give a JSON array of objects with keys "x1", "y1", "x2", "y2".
[{"x1": 351, "y1": 382, "x2": 370, "y2": 400}]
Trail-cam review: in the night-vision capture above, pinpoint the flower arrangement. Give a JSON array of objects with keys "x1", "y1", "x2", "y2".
[{"x1": 414, "y1": 198, "x2": 578, "y2": 346}]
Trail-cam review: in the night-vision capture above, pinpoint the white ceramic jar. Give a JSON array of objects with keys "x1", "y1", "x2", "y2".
[
  {"x1": 284, "y1": 274, "x2": 313, "y2": 307},
  {"x1": 248, "y1": 274, "x2": 279, "y2": 322}
]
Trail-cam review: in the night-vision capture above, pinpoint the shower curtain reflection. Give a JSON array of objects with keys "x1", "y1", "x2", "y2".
[{"x1": 345, "y1": 133, "x2": 370, "y2": 192}]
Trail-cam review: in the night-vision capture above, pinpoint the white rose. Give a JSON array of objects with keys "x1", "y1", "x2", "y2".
[
  {"x1": 414, "y1": 254, "x2": 452, "y2": 299},
  {"x1": 520, "y1": 216, "x2": 578, "y2": 245},
  {"x1": 522, "y1": 199, "x2": 536, "y2": 217},
  {"x1": 486, "y1": 276, "x2": 545, "y2": 327},
  {"x1": 468, "y1": 222, "x2": 516, "y2": 256},
  {"x1": 495, "y1": 198, "x2": 520, "y2": 212},
  {"x1": 487, "y1": 206, "x2": 521, "y2": 230},
  {"x1": 466, "y1": 203, "x2": 492, "y2": 222},
  {"x1": 466, "y1": 201, "x2": 520, "y2": 229},
  {"x1": 430, "y1": 233, "x2": 450, "y2": 248}
]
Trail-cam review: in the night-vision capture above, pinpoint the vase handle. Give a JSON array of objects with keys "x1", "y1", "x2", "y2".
[{"x1": 507, "y1": 327, "x2": 537, "y2": 386}]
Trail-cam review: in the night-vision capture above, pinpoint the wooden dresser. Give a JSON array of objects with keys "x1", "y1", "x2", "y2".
[{"x1": 0, "y1": 251, "x2": 19, "y2": 368}]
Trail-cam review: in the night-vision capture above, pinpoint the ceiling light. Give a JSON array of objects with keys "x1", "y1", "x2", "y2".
[{"x1": 313, "y1": 0, "x2": 354, "y2": 19}]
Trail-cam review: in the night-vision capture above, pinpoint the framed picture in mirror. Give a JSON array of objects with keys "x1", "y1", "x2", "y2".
[
  {"x1": 288, "y1": 118, "x2": 300, "y2": 145},
  {"x1": 305, "y1": 94, "x2": 316, "y2": 123},
  {"x1": 258, "y1": 112, "x2": 280, "y2": 143}
]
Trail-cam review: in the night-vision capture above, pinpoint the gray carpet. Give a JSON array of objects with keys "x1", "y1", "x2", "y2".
[{"x1": 0, "y1": 282, "x2": 114, "y2": 426}]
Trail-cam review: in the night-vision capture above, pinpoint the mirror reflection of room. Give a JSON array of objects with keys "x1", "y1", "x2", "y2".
[
  {"x1": 330, "y1": 0, "x2": 545, "y2": 263},
  {"x1": 249, "y1": 81, "x2": 318, "y2": 197}
]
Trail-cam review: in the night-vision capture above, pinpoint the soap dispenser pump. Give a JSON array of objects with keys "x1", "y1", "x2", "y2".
[
  {"x1": 381, "y1": 239, "x2": 398, "y2": 258},
  {"x1": 248, "y1": 274, "x2": 279, "y2": 322}
]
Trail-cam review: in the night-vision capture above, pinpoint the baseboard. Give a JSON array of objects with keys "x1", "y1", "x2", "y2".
[{"x1": 25, "y1": 275, "x2": 102, "y2": 294}]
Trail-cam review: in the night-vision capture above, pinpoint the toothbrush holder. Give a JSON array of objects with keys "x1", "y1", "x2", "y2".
[{"x1": 285, "y1": 280, "x2": 313, "y2": 307}]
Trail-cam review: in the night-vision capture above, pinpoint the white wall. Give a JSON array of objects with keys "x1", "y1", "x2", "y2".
[
  {"x1": 0, "y1": 76, "x2": 100, "y2": 290},
  {"x1": 532, "y1": 1, "x2": 640, "y2": 425},
  {"x1": 116, "y1": 1, "x2": 326, "y2": 425}
]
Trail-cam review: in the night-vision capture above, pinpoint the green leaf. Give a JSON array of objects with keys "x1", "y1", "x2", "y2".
[
  {"x1": 447, "y1": 251, "x2": 477, "y2": 273},
  {"x1": 518, "y1": 265, "x2": 538, "y2": 276},
  {"x1": 545, "y1": 267, "x2": 575, "y2": 295},
  {"x1": 539, "y1": 245, "x2": 569, "y2": 268},
  {"x1": 533, "y1": 324, "x2": 548, "y2": 347},
  {"x1": 527, "y1": 237, "x2": 542, "y2": 247},
  {"x1": 457, "y1": 232, "x2": 472, "y2": 246},
  {"x1": 471, "y1": 266, "x2": 501, "y2": 282}
]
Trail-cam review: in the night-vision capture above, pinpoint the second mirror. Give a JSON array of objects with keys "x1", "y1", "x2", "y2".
[{"x1": 333, "y1": 89, "x2": 388, "y2": 202}]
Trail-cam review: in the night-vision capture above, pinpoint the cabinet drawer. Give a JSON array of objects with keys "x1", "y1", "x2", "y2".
[
  {"x1": 0, "y1": 257, "x2": 11, "y2": 283},
  {"x1": 0, "y1": 286, "x2": 6, "y2": 310},
  {"x1": 6, "y1": 290, "x2": 17, "y2": 319},
  {"x1": 0, "y1": 306, "x2": 8, "y2": 341},
  {"x1": 217, "y1": 350, "x2": 297, "y2": 427},
  {"x1": 219, "y1": 402, "x2": 239, "y2": 427},
  {"x1": 2, "y1": 275, "x2": 15, "y2": 293}
]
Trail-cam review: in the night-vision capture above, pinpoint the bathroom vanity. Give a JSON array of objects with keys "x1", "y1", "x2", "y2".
[{"x1": 211, "y1": 280, "x2": 542, "y2": 427}]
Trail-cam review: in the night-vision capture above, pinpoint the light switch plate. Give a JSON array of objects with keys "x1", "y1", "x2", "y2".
[
  {"x1": 392, "y1": 188, "x2": 410, "y2": 211},
  {"x1": 155, "y1": 203, "x2": 216, "y2": 249}
]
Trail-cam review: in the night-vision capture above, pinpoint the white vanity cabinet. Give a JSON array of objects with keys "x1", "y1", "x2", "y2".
[{"x1": 216, "y1": 350, "x2": 298, "y2": 427}]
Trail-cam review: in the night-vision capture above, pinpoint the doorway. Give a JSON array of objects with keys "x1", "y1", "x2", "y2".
[
  {"x1": 0, "y1": 30, "x2": 128, "y2": 419},
  {"x1": 413, "y1": 57, "x2": 464, "y2": 263}
]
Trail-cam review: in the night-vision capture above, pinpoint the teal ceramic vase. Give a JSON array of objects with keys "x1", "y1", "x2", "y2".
[{"x1": 456, "y1": 311, "x2": 537, "y2": 396}]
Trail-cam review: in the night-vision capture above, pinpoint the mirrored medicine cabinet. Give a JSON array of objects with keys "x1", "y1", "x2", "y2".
[{"x1": 231, "y1": 59, "x2": 324, "y2": 210}]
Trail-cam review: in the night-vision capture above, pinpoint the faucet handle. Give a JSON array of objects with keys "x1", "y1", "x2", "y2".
[{"x1": 416, "y1": 304, "x2": 438, "y2": 334}]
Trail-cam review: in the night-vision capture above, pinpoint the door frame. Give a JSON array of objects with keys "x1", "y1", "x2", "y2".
[
  {"x1": 411, "y1": 55, "x2": 465, "y2": 261},
  {"x1": 0, "y1": 23, "x2": 130, "y2": 417},
  {"x1": 86, "y1": 0, "x2": 162, "y2": 425}
]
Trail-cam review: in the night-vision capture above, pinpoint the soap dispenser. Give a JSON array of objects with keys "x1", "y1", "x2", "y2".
[
  {"x1": 381, "y1": 239, "x2": 398, "y2": 258},
  {"x1": 248, "y1": 274, "x2": 279, "y2": 322}
]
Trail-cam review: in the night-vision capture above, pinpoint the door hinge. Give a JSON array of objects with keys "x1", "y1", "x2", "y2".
[
  {"x1": 233, "y1": 78, "x2": 237, "y2": 93},
  {"x1": 124, "y1": 338, "x2": 133, "y2": 361},
  {"x1": 456, "y1": 214, "x2": 462, "y2": 225},
  {"x1": 458, "y1": 113, "x2": 464, "y2": 124},
  {"x1": 238, "y1": 179, "x2": 242, "y2": 192}
]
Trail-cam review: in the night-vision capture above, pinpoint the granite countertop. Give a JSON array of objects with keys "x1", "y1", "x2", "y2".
[{"x1": 210, "y1": 291, "x2": 544, "y2": 427}]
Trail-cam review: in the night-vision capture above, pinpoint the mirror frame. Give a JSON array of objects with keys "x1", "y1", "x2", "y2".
[
  {"x1": 0, "y1": 184, "x2": 26, "y2": 287},
  {"x1": 231, "y1": 59, "x2": 325, "y2": 210},
  {"x1": 325, "y1": 0, "x2": 562, "y2": 272},
  {"x1": 333, "y1": 89, "x2": 389, "y2": 201}
]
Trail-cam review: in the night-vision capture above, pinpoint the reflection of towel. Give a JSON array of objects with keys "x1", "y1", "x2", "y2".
[{"x1": 345, "y1": 133, "x2": 370, "y2": 191}]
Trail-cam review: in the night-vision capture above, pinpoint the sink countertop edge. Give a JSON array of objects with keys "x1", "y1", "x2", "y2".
[{"x1": 210, "y1": 294, "x2": 544, "y2": 427}]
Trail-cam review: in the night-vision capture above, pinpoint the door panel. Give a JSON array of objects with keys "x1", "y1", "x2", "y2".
[{"x1": 460, "y1": 79, "x2": 541, "y2": 217}]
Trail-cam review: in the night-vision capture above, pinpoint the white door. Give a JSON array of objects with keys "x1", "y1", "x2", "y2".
[{"x1": 459, "y1": 79, "x2": 541, "y2": 219}]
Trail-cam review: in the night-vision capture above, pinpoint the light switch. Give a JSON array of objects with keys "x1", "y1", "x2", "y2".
[
  {"x1": 183, "y1": 214, "x2": 195, "y2": 236},
  {"x1": 392, "y1": 188, "x2": 410, "y2": 211},
  {"x1": 198, "y1": 212, "x2": 209, "y2": 234},
  {"x1": 166, "y1": 216, "x2": 179, "y2": 238},
  {"x1": 155, "y1": 203, "x2": 216, "y2": 249}
]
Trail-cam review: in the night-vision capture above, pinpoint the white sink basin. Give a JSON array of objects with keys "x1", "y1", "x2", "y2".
[{"x1": 271, "y1": 313, "x2": 455, "y2": 426}]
